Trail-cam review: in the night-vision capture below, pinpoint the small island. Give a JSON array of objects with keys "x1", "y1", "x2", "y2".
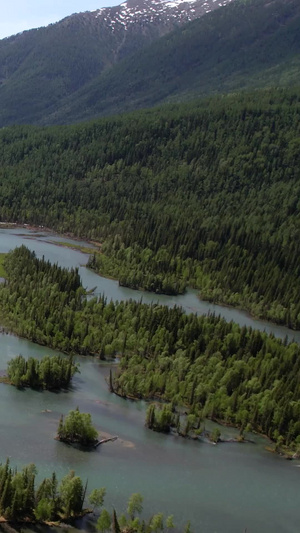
[
  {"x1": 56, "y1": 407, "x2": 100, "y2": 447},
  {"x1": 145, "y1": 403, "x2": 254, "y2": 446},
  {"x1": 5, "y1": 354, "x2": 78, "y2": 390}
]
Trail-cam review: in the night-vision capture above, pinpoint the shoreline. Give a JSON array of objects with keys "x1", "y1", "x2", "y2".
[
  {"x1": 111, "y1": 389, "x2": 299, "y2": 460},
  {"x1": 0, "y1": 509, "x2": 92, "y2": 529},
  {"x1": 198, "y1": 292, "x2": 299, "y2": 333},
  {"x1": 1, "y1": 222, "x2": 299, "y2": 334}
]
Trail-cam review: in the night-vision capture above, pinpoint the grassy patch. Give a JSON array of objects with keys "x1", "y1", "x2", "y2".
[{"x1": 55, "y1": 242, "x2": 96, "y2": 254}]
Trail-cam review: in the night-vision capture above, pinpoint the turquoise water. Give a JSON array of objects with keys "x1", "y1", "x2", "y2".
[
  {"x1": 0, "y1": 228, "x2": 299, "y2": 532},
  {"x1": 1, "y1": 227, "x2": 299, "y2": 342}
]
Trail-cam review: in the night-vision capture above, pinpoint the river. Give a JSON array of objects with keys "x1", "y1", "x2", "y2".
[{"x1": 0, "y1": 227, "x2": 299, "y2": 533}]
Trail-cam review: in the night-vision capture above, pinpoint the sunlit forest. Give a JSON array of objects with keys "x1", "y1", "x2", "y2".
[
  {"x1": 1, "y1": 246, "x2": 300, "y2": 450},
  {"x1": 0, "y1": 88, "x2": 300, "y2": 326}
]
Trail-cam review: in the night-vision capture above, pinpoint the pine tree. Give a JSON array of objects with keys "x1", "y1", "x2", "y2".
[
  {"x1": 57, "y1": 415, "x2": 65, "y2": 439},
  {"x1": 109, "y1": 369, "x2": 114, "y2": 393},
  {"x1": 112, "y1": 508, "x2": 121, "y2": 533}
]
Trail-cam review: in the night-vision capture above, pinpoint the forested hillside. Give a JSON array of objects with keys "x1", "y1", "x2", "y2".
[
  {"x1": 0, "y1": 6, "x2": 167, "y2": 126},
  {"x1": 46, "y1": 0, "x2": 300, "y2": 125},
  {"x1": 0, "y1": 88, "x2": 300, "y2": 327},
  {"x1": 2, "y1": 246, "x2": 300, "y2": 450},
  {"x1": 0, "y1": 0, "x2": 299, "y2": 125},
  {"x1": 0, "y1": 0, "x2": 230, "y2": 127}
]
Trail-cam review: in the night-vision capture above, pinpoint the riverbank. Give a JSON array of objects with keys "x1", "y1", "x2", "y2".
[
  {"x1": 111, "y1": 385, "x2": 300, "y2": 460},
  {"x1": 199, "y1": 291, "x2": 299, "y2": 333},
  {"x1": 0, "y1": 315, "x2": 298, "y2": 532},
  {"x1": 40, "y1": 229, "x2": 300, "y2": 333},
  {"x1": 2, "y1": 223, "x2": 300, "y2": 334},
  {"x1": 0, "y1": 509, "x2": 93, "y2": 529},
  {"x1": 2, "y1": 229, "x2": 300, "y2": 453}
]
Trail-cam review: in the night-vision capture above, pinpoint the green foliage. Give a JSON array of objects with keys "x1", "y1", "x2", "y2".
[
  {"x1": 89, "y1": 487, "x2": 106, "y2": 511},
  {"x1": 112, "y1": 508, "x2": 121, "y2": 533},
  {"x1": 2, "y1": 247, "x2": 300, "y2": 447},
  {"x1": 1, "y1": 87, "x2": 300, "y2": 324},
  {"x1": 113, "y1": 314, "x2": 300, "y2": 447},
  {"x1": 0, "y1": 465, "x2": 189, "y2": 531},
  {"x1": 7, "y1": 354, "x2": 78, "y2": 390},
  {"x1": 57, "y1": 408, "x2": 98, "y2": 446},
  {"x1": 210, "y1": 428, "x2": 221, "y2": 444},
  {"x1": 0, "y1": 253, "x2": 7, "y2": 278},
  {"x1": 108, "y1": 496, "x2": 176, "y2": 532},
  {"x1": 184, "y1": 521, "x2": 192, "y2": 533},
  {"x1": 146, "y1": 404, "x2": 175, "y2": 433},
  {"x1": 166, "y1": 515, "x2": 175, "y2": 530},
  {"x1": 150, "y1": 513, "x2": 164, "y2": 532},
  {"x1": 87, "y1": 244, "x2": 187, "y2": 295},
  {"x1": 34, "y1": 499, "x2": 53, "y2": 521},
  {"x1": 127, "y1": 493, "x2": 143, "y2": 520},
  {"x1": 0, "y1": 460, "x2": 91, "y2": 522},
  {"x1": 59, "y1": 470, "x2": 84, "y2": 517},
  {"x1": 97, "y1": 509, "x2": 112, "y2": 532}
]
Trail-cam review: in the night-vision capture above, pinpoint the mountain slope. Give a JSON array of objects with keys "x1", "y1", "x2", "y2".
[
  {"x1": 1, "y1": 87, "x2": 300, "y2": 327},
  {"x1": 46, "y1": 0, "x2": 300, "y2": 124},
  {"x1": 0, "y1": 0, "x2": 232, "y2": 127}
]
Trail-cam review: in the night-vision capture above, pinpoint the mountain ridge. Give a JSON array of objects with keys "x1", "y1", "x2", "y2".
[
  {"x1": 45, "y1": 0, "x2": 300, "y2": 124},
  {"x1": 0, "y1": 0, "x2": 300, "y2": 126},
  {"x1": 0, "y1": 0, "x2": 232, "y2": 126}
]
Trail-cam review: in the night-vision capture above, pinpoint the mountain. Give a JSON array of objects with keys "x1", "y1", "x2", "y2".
[
  {"x1": 0, "y1": 0, "x2": 232, "y2": 127},
  {"x1": 1, "y1": 0, "x2": 299, "y2": 127},
  {"x1": 47, "y1": 0, "x2": 300, "y2": 124}
]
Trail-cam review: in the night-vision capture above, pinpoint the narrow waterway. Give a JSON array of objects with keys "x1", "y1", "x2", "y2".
[
  {"x1": 1, "y1": 227, "x2": 299, "y2": 343},
  {"x1": 0, "y1": 228, "x2": 299, "y2": 533}
]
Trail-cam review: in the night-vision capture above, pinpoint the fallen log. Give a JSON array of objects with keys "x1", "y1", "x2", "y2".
[{"x1": 94, "y1": 436, "x2": 118, "y2": 448}]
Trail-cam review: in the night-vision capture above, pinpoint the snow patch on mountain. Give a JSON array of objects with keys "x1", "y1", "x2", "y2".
[{"x1": 93, "y1": 0, "x2": 233, "y2": 32}]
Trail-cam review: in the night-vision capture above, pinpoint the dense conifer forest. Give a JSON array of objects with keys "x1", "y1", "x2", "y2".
[
  {"x1": 2, "y1": 246, "x2": 300, "y2": 451},
  {"x1": 6, "y1": 354, "x2": 78, "y2": 390},
  {"x1": 2, "y1": 2, "x2": 300, "y2": 528},
  {"x1": 0, "y1": 88, "x2": 300, "y2": 327}
]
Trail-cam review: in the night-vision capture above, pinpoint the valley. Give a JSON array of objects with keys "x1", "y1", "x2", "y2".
[
  {"x1": 0, "y1": 0, "x2": 300, "y2": 530},
  {"x1": 0, "y1": 229, "x2": 299, "y2": 533},
  {"x1": 1, "y1": 89, "x2": 300, "y2": 328}
]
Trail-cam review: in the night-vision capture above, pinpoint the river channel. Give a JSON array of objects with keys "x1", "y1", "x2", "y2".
[{"x1": 0, "y1": 227, "x2": 299, "y2": 533}]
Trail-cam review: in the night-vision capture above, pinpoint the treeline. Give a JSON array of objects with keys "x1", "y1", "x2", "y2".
[
  {"x1": 0, "y1": 89, "x2": 300, "y2": 325},
  {"x1": 7, "y1": 354, "x2": 78, "y2": 390},
  {"x1": 2, "y1": 246, "x2": 300, "y2": 449},
  {"x1": 0, "y1": 460, "x2": 88, "y2": 521},
  {"x1": 0, "y1": 246, "x2": 87, "y2": 353},
  {"x1": 112, "y1": 320, "x2": 300, "y2": 449},
  {"x1": 146, "y1": 404, "x2": 177, "y2": 434},
  {"x1": 145, "y1": 404, "x2": 222, "y2": 443},
  {"x1": 87, "y1": 241, "x2": 187, "y2": 295},
  {"x1": 0, "y1": 461, "x2": 184, "y2": 532},
  {"x1": 95, "y1": 492, "x2": 190, "y2": 533}
]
